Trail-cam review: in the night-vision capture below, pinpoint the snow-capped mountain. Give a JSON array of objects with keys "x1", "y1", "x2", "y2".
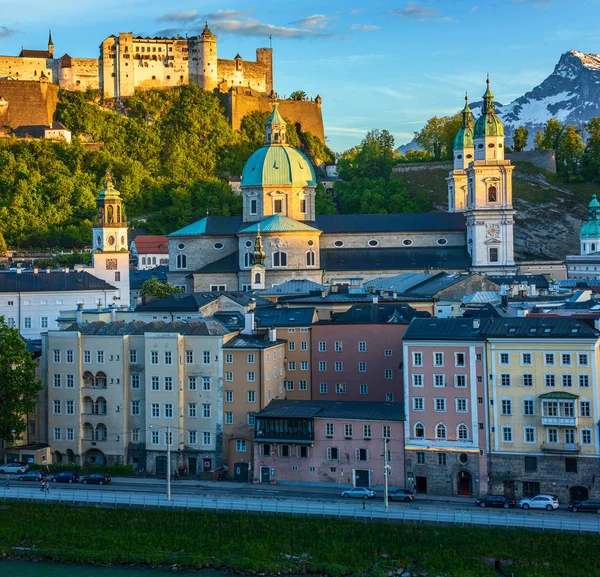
[{"x1": 471, "y1": 50, "x2": 600, "y2": 144}]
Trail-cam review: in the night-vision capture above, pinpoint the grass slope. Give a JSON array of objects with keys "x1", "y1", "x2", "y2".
[
  {"x1": 392, "y1": 162, "x2": 595, "y2": 260},
  {"x1": 0, "y1": 503, "x2": 597, "y2": 577}
]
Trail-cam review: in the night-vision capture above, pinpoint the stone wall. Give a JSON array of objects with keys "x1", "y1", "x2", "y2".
[
  {"x1": 216, "y1": 58, "x2": 268, "y2": 94},
  {"x1": 0, "y1": 79, "x2": 59, "y2": 128},
  {"x1": 392, "y1": 162, "x2": 453, "y2": 174},
  {"x1": 0, "y1": 56, "x2": 58, "y2": 83}
]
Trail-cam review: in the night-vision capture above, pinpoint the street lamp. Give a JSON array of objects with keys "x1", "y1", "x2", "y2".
[{"x1": 383, "y1": 437, "x2": 389, "y2": 513}]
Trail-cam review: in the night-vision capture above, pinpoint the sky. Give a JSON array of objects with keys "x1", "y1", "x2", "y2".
[{"x1": 2, "y1": 0, "x2": 600, "y2": 152}]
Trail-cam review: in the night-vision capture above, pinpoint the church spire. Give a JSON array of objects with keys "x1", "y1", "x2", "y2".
[
  {"x1": 48, "y1": 29, "x2": 54, "y2": 57},
  {"x1": 253, "y1": 225, "x2": 265, "y2": 266},
  {"x1": 461, "y1": 92, "x2": 473, "y2": 129},
  {"x1": 265, "y1": 102, "x2": 287, "y2": 145},
  {"x1": 482, "y1": 75, "x2": 495, "y2": 115}
]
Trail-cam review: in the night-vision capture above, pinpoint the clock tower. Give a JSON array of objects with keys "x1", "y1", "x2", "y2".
[
  {"x1": 464, "y1": 78, "x2": 516, "y2": 274},
  {"x1": 91, "y1": 171, "x2": 130, "y2": 303}
]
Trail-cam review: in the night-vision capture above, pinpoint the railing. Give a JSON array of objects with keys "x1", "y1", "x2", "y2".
[
  {"x1": 541, "y1": 442, "x2": 581, "y2": 453},
  {"x1": 0, "y1": 486, "x2": 599, "y2": 534},
  {"x1": 541, "y1": 416, "x2": 577, "y2": 427}
]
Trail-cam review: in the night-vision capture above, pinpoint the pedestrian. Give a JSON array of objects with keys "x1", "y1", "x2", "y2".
[
  {"x1": 40, "y1": 478, "x2": 44, "y2": 492},
  {"x1": 174, "y1": 469, "x2": 180, "y2": 482},
  {"x1": 44, "y1": 480, "x2": 50, "y2": 493}
]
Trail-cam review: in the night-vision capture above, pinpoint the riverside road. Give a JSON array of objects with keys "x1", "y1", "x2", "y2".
[{"x1": 1, "y1": 478, "x2": 599, "y2": 533}]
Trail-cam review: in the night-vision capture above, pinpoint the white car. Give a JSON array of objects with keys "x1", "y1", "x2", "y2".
[
  {"x1": 0, "y1": 463, "x2": 29, "y2": 474},
  {"x1": 341, "y1": 487, "x2": 375, "y2": 500},
  {"x1": 518, "y1": 494, "x2": 559, "y2": 511}
]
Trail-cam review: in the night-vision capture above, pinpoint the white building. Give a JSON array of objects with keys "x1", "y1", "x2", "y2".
[
  {"x1": 44, "y1": 122, "x2": 72, "y2": 144},
  {"x1": 566, "y1": 194, "x2": 600, "y2": 279},
  {"x1": 130, "y1": 235, "x2": 169, "y2": 270}
]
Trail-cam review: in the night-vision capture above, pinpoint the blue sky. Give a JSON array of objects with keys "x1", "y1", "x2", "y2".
[{"x1": 2, "y1": 0, "x2": 600, "y2": 151}]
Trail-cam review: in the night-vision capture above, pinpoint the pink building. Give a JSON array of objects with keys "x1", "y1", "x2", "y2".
[
  {"x1": 402, "y1": 318, "x2": 490, "y2": 497},
  {"x1": 311, "y1": 304, "x2": 429, "y2": 402},
  {"x1": 252, "y1": 400, "x2": 405, "y2": 489}
]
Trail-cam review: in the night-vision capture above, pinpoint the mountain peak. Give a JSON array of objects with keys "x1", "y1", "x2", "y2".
[{"x1": 556, "y1": 50, "x2": 600, "y2": 75}]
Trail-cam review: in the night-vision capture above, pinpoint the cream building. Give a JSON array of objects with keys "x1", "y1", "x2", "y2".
[
  {"x1": 486, "y1": 317, "x2": 600, "y2": 503},
  {"x1": 43, "y1": 319, "x2": 235, "y2": 475}
]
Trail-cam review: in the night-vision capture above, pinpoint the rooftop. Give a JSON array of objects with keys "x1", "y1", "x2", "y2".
[
  {"x1": 0, "y1": 271, "x2": 116, "y2": 293},
  {"x1": 485, "y1": 317, "x2": 599, "y2": 339},
  {"x1": 132, "y1": 235, "x2": 169, "y2": 255},
  {"x1": 325, "y1": 303, "x2": 429, "y2": 325},
  {"x1": 223, "y1": 335, "x2": 286, "y2": 349},
  {"x1": 63, "y1": 319, "x2": 232, "y2": 337},
  {"x1": 403, "y1": 317, "x2": 490, "y2": 341},
  {"x1": 256, "y1": 399, "x2": 405, "y2": 421},
  {"x1": 239, "y1": 215, "x2": 320, "y2": 234},
  {"x1": 257, "y1": 279, "x2": 324, "y2": 297},
  {"x1": 130, "y1": 266, "x2": 169, "y2": 290},
  {"x1": 315, "y1": 212, "x2": 466, "y2": 233},
  {"x1": 135, "y1": 291, "x2": 263, "y2": 312},
  {"x1": 254, "y1": 307, "x2": 316, "y2": 327},
  {"x1": 488, "y1": 275, "x2": 550, "y2": 289}
]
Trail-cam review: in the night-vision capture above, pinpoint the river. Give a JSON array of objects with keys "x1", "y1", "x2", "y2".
[{"x1": 0, "y1": 560, "x2": 215, "y2": 577}]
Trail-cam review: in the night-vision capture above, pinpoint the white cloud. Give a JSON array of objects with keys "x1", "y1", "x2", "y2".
[
  {"x1": 350, "y1": 24, "x2": 381, "y2": 31},
  {"x1": 289, "y1": 14, "x2": 332, "y2": 30},
  {"x1": 389, "y1": 2, "x2": 454, "y2": 22},
  {"x1": 158, "y1": 10, "x2": 197, "y2": 23}
]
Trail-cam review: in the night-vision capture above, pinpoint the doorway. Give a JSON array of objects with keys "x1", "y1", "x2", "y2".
[
  {"x1": 354, "y1": 469, "x2": 370, "y2": 487},
  {"x1": 570, "y1": 486, "x2": 589, "y2": 503},
  {"x1": 155, "y1": 456, "x2": 167, "y2": 477},
  {"x1": 261, "y1": 466, "x2": 271, "y2": 483},
  {"x1": 415, "y1": 476, "x2": 428, "y2": 494},
  {"x1": 503, "y1": 480, "x2": 515, "y2": 499},
  {"x1": 456, "y1": 470, "x2": 472, "y2": 496},
  {"x1": 188, "y1": 457, "x2": 197, "y2": 476},
  {"x1": 234, "y1": 462, "x2": 249, "y2": 482}
]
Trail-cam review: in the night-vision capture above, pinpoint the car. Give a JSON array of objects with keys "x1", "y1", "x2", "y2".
[
  {"x1": 341, "y1": 487, "x2": 375, "y2": 500},
  {"x1": 518, "y1": 494, "x2": 559, "y2": 511},
  {"x1": 81, "y1": 473, "x2": 111, "y2": 485},
  {"x1": 475, "y1": 495, "x2": 517, "y2": 509},
  {"x1": 569, "y1": 499, "x2": 600, "y2": 514},
  {"x1": 50, "y1": 472, "x2": 79, "y2": 484},
  {"x1": 0, "y1": 463, "x2": 29, "y2": 474},
  {"x1": 17, "y1": 471, "x2": 43, "y2": 482},
  {"x1": 389, "y1": 489, "x2": 414, "y2": 502}
]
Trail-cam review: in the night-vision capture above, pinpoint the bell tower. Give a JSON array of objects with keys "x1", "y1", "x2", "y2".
[
  {"x1": 91, "y1": 171, "x2": 130, "y2": 303},
  {"x1": 447, "y1": 93, "x2": 474, "y2": 213},
  {"x1": 251, "y1": 226, "x2": 266, "y2": 290}
]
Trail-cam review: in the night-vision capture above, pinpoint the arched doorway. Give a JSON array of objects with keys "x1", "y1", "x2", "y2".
[
  {"x1": 456, "y1": 470, "x2": 472, "y2": 496},
  {"x1": 65, "y1": 449, "x2": 75, "y2": 464},
  {"x1": 84, "y1": 449, "x2": 106, "y2": 467},
  {"x1": 53, "y1": 451, "x2": 62, "y2": 463},
  {"x1": 570, "y1": 486, "x2": 589, "y2": 503}
]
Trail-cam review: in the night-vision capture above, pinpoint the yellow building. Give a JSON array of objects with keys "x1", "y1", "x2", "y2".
[{"x1": 486, "y1": 317, "x2": 600, "y2": 503}]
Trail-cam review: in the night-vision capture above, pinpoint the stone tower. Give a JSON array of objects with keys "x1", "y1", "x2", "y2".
[
  {"x1": 91, "y1": 171, "x2": 130, "y2": 302},
  {"x1": 198, "y1": 23, "x2": 217, "y2": 91},
  {"x1": 464, "y1": 78, "x2": 516, "y2": 273},
  {"x1": 447, "y1": 94, "x2": 474, "y2": 213},
  {"x1": 256, "y1": 48, "x2": 273, "y2": 95}
]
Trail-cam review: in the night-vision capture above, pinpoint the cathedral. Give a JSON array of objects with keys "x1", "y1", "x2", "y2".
[{"x1": 167, "y1": 79, "x2": 517, "y2": 292}]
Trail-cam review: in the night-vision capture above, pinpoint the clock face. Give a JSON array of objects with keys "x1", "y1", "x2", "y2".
[
  {"x1": 106, "y1": 259, "x2": 118, "y2": 270},
  {"x1": 487, "y1": 224, "x2": 501, "y2": 238}
]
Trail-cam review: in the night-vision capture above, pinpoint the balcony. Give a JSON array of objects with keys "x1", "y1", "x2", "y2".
[
  {"x1": 255, "y1": 417, "x2": 314, "y2": 445},
  {"x1": 541, "y1": 442, "x2": 581, "y2": 453},
  {"x1": 541, "y1": 416, "x2": 578, "y2": 427}
]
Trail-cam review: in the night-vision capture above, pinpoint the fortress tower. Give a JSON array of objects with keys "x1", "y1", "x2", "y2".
[{"x1": 198, "y1": 23, "x2": 218, "y2": 91}]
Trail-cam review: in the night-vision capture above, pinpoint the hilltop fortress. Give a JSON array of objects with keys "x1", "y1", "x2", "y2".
[{"x1": 0, "y1": 27, "x2": 324, "y2": 140}]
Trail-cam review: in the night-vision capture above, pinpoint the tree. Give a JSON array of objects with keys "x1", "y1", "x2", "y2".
[
  {"x1": 414, "y1": 114, "x2": 462, "y2": 161},
  {"x1": 139, "y1": 277, "x2": 184, "y2": 298},
  {"x1": 289, "y1": 90, "x2": 307, "y2": 101},
  {"x1": 582, "y1": 117, "x2": 600, "y2": 181},
  {"x1": 558, "y1": 124, "x2": 586, "y2": 179},
  {"x1": 315, "y1": 182, "x2": 337, "y2": 215},
  {"x1": 0, "y1": 317, "x2": 42, "y2": 442},
  {"x1": 337, "y1": 129, "x2": 398, "y2": 181},
  {"x1": 535, "y1": 117, "x2": 564, "y2": 151},
  {"x1": 513, "y1": 126, "x2": 529, "y2": 152},
  {"x1": 0, "y1": 232, "x2": 7, "y2": 253}
]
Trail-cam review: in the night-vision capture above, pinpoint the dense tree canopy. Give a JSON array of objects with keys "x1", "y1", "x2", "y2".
[
  {"x1": 139, "y1": 278, "x2": 184, "y2": 298},
  {"x1": 414, "y1": 114, "x2": 462, "y2": 161},
  {"x1": 513, "y1": 126, "x2": 529, "y2": 152}
]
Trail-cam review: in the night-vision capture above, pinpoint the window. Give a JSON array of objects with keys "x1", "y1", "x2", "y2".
[
  {"x1": 236, "y1": 440, "x2": 247, "y2": 452},
  {"x1": 523, "y1": 398, "x2": 534, "y2": 416},
  {"x1": 273, "y1": 251, "x2": 288, "y2": 267},
  {"x1": 521, "y1": 353, "x2": 532, "y2": 365},
  {"x1": 164, "y1": 403, "x2": 173, "y2": 418},
  {"x1": 456, "y1": 398, "x2": 468, "y2": 412},
  {"x1": 412, "y1": 352, "x2": 423, "y2": 367},
  {"x1": 417, "y1": 451, "x2": 425, "y2": 464},
  {"x1": 358, "y1": 362, "x2": 367, "y2": 373},
  {"x1": 487, "y1": 185, "x2": 497, "y2": 202},
  {"x1": 247, "y1": 413, "x2": 256, "y2": 426},
  {"x1": 131, "y1": 400, "x2": 140, "y2": 416},
  {"x1": 130, "y1": 374, "x2": 140, "y2": 389},
  {"x1": 545, "y1": 353, "x2": 555, "y2": 366},
  {"x1": 355, "y1": 448, "x2": 368, "y2": 462},
  {"x1": 522, "y1": 373, "x2": 533, "y2": 387},
  {"x1": 384, "y1": 369, "x2": 393, "y2": 380},
  {"x1": 298, "y1": 446, "x2": 309, "y2": 458},
  {"x1": 150, "y1": 351, "x2": 159, "y2": 365},
  {"x1": 578, "y1": 353, "x2": 589, "y2": 366},
  {"x1": 363, "y1": 424, "x2": 372, "y2": 438},
  {"x1": 545, "y1": 373, "x2": 556, "y2": 388},
  {"x1": 66, "y1": 374, "x2": 74, "y2": 388},
  {"x1": 53, "y1": 374, "x2": 61, "y2": 388},
  {"x1": 499, "y1": 353, "x2": 510, "y2": 365},
  {"x1": 413, "y1": 397, "x2": 424, "y2": 411},
  {"x1": 502, "y1": 426, "x2": 513, "y2": 443},
  {"x1": 384, "y1": 349, "x2": 392, "y2": 357},
  {"x1": 565, "y1": 458, "x2": 578, "y2": 473},
  {"x1": 318, "y1": 361, "x2": 327, "y2": 371},
  {"x1": 84, "y1": 350, "x2": 91, "y2": 363},
  {"x1": 454, "y1": 375, "x2": 467, "y2": 388},
  {"x1": 53, "y1": 400, "x2": 61, "y2": 415},
  {"x1": 382, "y1": 425, "x2": 391, "y2": 439},
  {"x1": 412, "y1": 374, "x2": 424, "y2": 387},
  {"x1": 225, "y1": 412, "x2": 233, "y2": 425},
  {"x1": 318, "y1": 341, "x2": 326, "y2": 352},
  {"x1": 562, "y1": 374, "x2": 573, "y2": 388},
  {"x1": 344, "y1": 424, "x2": 353, "y2": 437},
  {"x1": 579, "y1": 374, "x2": 590, "y2": 388},
  {"x1": 287, "y1": 361, "x2": 296, "y2": 371},
  {"x1": 273, "y1": 198, "x2": 283, "y2": 213},
  {"x1": 360, "y1": 383, "x2": 368, "y2": 395},
  {"x1": 151, "y1": 403, "x2": 160, "y2": 418},
  {"x1": 434, "y1": 398, "x2": 446, "y2": 412},
  {"x1": 53, "y1": 349, "x2": 61, "y2": 363},
  {"x1": 358, "y1": 341, "x2": 367, "y2": 352},
  {"x1": 335, "y1": 382, "x2": 347, "y2": 394},
  {"x1": 524, "y1": 456, "x2": 537, "y2": 472},
  {"x1": 226, "y1": 372, "x2": 233, "y2": 382},
  {"x1": 319, "y1": 382, "x2": 328, "y2": 394},
  {"x1": 129, "y1": 350, "x2": 138, "y2": 363},
  {"x1": 225, "y1": 353, "x2": 233, "y2": 364},
  {"x1": 188, "y1": 403, "x2": 197, "y2": 418},
  {"x1": 547, "y1": 428, "x2": 558, "y2": 443},
  {"x1": 435, "y1": 423, "x2": 446, "y2": 440},
  {"x1": 333, "y1": 240, "x2": 344, "y2": 247},
  {"x1": 164, "y1": 377, "x2": 173, "y2": 391},
  {"x1": 434, "y1": 352, "x2": 444, "y2": 367},
  {"x1": 415, "y1": 423, "x2": 425, "y2": 438},
  {"x1": 176, "y1": 254, "x2": 187, "y2": 269},
  {"x1": 288, "y1": 341, "x2": 296, "y2": 352},
  {"x1": 247, "y1": 391, "x2": 256, "y2": 403},
  {"x1": 151, "y1": 376, "x2": 160, "y2": 391},
  {"x1": 334, "y1": 341, "x2": 343, "y2": 352},
  {"x1": 580, "y1": 400, "x2": 591, "y2": 418},
  {"x1": 438, "y1": 453, "x2": 447, "y2": 465},
  {"x1": 306, "y1": 251, "x2": 316, "y2": 266},
  {"x1": 53, "y1": 427, "x2": 61, "y2": 441},
  {"x1": 457, "y1": 424, "x2": 468, "y2": 441},
  {"x1": 326, "y1": 423, "x2": 334, "y2": 436},
  {"x1": 201, "y1": 351, "x2": 210, "y2": 365},
  {"x1": 151, "y1": 431, "x2": 159, "y2": 445},
  {"x1": 301, "y1": 341, "x2": 308, "y2": 351},
  {"x1": 24, "y1": 317, "x2": 32, "y2": 329},
  {"x1": 434, "y1": 374, "x2": 445, "y2": 388},
  {"x1": 335, "y1": 361, "x2": 343, "y2": 372},
  {"x1": 561, "y1": 353, "x2": 572, "y2": 366},
  {"x1": 455, "y1": 352, "x2": 466, "y2": 367},
  {"x1": 250, "y1": 198, "x2": 257, "y2": 215},
  {"x1": 299, "y1": 380, "x2": 307, "y2": 390},
  {"x1": 247, "y1": 372, "x2": 256, "y2": 382},
  {"x1": 581, "y1": 429, "x2": 592, "y2": 445},
  {"x1": 500, "y1": 373, "x2": 511, "y2": 387},
  {"x1": 501, "y1": 398, "x2": 512, "y2": 415},
  {"x1": 489, "y1": 247, "x2": 499, "y2": 263},
  {"x1": 188, "y1": 431, "x2": 197, "y2": 445},
  {"x1": 327, "y1": 447, "x2": 340, "y2": 460},
  {"x1": 524, "y1": 426, "x2": 536, "y2": 444}
]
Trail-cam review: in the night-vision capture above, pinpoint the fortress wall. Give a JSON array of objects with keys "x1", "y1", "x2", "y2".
[
  {"x1": 506, "y1": 150, "x2": 556, "y2": 173},
  {"x1": 59, "y1": 58, "x2": 99, "y2": 91},
  {"x1": 224, "y1": 91, "x2": 325, "y2": 142},
  {"x1": 0, "y1": 56, "x2": 58, "y2": 83},
  {"x1": 216, "y1": 59, "x2": 267, "y2": 93},
  {"x1": 0, "y1": 80, "x2": 58, "y2": 128}
]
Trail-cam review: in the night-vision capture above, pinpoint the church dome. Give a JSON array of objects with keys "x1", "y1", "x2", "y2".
[
  {"x1": 581, "y1": 194, "x2": 600, "y2": 238},
  {"x1": 454, "y1": 126, "x2": 474, "y2": 149},
  {"x1": 241, "y1": 103, "x2": 317, "y2": 188},
  {"x1": 473, "y1": 78, "x2": 504, "y2": 138}
]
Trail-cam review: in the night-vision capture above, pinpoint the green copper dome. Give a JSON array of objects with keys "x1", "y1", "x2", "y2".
[
  {"x1": 473, "y1": 78, "x2": 504, "y2": 138},
  {"x1": 581, "y1": 194, "x2": 600, "y2": 239},
  {"x1": 454, "y1": 94, "x2": 475, "y2": 149}
]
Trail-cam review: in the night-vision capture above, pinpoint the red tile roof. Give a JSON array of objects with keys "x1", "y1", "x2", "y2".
[{"x1": 133, "y1": 235, "x2": 169, "y2": 254}]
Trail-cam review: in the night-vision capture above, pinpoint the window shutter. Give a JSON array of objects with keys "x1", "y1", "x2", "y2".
[
  {"x1": 355, "y1": 448, "x2": 360, "y2": 461},
  {"x1": 327, "y1": 447, "x2": 331, "y2": 460}
]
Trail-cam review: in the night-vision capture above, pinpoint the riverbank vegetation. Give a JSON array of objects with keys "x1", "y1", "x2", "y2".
[{"x1": 0, "y1": 502, "x2": 596, "y2": 577}]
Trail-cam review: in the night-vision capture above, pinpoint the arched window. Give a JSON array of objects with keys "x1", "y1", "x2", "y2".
[
  {"x1": 95, "y1": 372, "x2": 107, "y2": 389},
  {"x1": 107, "y1": 205, "x2": 114, "y2": 223},
  {"x1": 254, "y1": 272, "x2": 262, "y2": 284},
  {"x1": 244, "y1": 252, "x2": 253, "y2": 268},
  {"x1": 592, "y1": 243, "x2": 597, "y2": 253},
  {"x1": 414, "y1": 422, "x2": 425, "y2": 439},
  {"x1": 306, "y1": 251, "x2": 315, "y2": 266},
  {"x1": 273, "y1": 251, "x2": 287, "y2": 267},
  {"x1": 141, "y1": 257, "x2": 146, "y2": 265},
  {"x1": 435, "y1": 423, "x2": 446, "y2": 440},
  {"x1": 457, "y1": 424, "x2": 469, "y2": 442},
  {"x1": 116, "y1": 206, "x2": 121, "y2": 223},
  {"x1": 488, "y1": 185, "x2": 497, "y2": 203},
  {"x1": 177, "y1": 254, "x2": 187, "y2": 269}
]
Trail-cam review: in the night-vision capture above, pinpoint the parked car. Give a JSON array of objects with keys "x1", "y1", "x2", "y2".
[
  {"x1": 475, "y1": 495, "x2": 517, "y2": 509},
  {"x1": 0, "y1": 463, "x2": 29, "y2": 474},
  {"x1": 569, "y1": 499, "x2": 600, "y2": 513},
  {"x1": 50, "y1": 472, "x2": 79, "y2": 483},
  {"x1": 17, "y1": 471, "x2": 43, "y2": 482},
  {"x1": 341, "y1": 487, "x2": 375, "y2": 500},
  {"x1": 518, "y1": 494, "x2": 559, "y2": 511},
  {"x1": 81, "y1": 473, "x2": 111, "y2": 485},
  {"x1": 389, "y1": 488, "x2": 414, "y2": 502}
]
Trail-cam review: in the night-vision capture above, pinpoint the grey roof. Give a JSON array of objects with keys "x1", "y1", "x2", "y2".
[
  {"x1": 193, "y1": 251, "x2": 239, "y2": 274},
  {"x1": 488, "y1": 275, "x2": 550, "y2": 289},
  {"x1": 223, "y1": 335, "x2": 286, "y2": 349},
  {"x1": 485, "y1": 317, "x2": 599, "y2": 339},
  {"x1": 320, "y1": 247, "x2": 471, "y2": 272},
  {"x1": 63, "y1": 319, "x2": 231, "y2": 336},
  {"x1": 135, "y1": 291, "x2": 258, "y2": 312},
  {"x1": 403, "y1": 318, "x2": 490, "y2": 341},
  {"x1": 0, "y1": 271, "x2": 116, "y2": 293},
  {"x1": 315, "y1": 213, "x2": 466, "y2": 233},
  {"x1": 462, "y1": 291, "x2": 501, "y2": 305},
  {"x1": 256, "y1": 399, "x2": 405, "y2": 421},
  {"x1": 130, "y1": 266, "x2": 169, "y2": 290},
  {"x1": 325, "y1": 303, "x2": 429, "y2": 325},
  {"x1": 364, "y1": 273, "x2": 434, "y2": 292},
  {"x1": 404, "y1": 273, "x2": 471, "y2": 297},
  {"x1": 254, "y1": 307, "x2": 316, "y2": 327},
  {"x1": 257, "y1": 280, "x2": 324, "y2": 296},
  {"x1": 48, "y1": 121, "x2": 69, "y2": 131},
  {"x1": 281, "y1": 293, "x2": 432, "y2": 304}
]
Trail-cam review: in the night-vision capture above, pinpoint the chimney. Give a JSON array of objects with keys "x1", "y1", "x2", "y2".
[
  {"x1": 472, "y1": 319, "x2": 481, "y2": 330},
  {"x1": 392, "y1": 291, "x2": 398, "y2": 299},
  {"x1": 242, "y1": 311, "x2": 255, "y2": 335},
  {"x1": 501, "y1": 294, "x2": 508, "y2": 308},
  {"x1": 110, "y1": 305, "x2": 117, "y2": 322},
  {"x1": 97, "y1": 303, "x2": 103, "y2": 312},
  {"x1": 372, "y1": 295, "x2": 379, "y2": 304},
  {"x1": 269, "y1": 328, "x2": 276, "y2": 342},
  {"x1": 76, "y1": 303, "x2": 83, "y2": 323}
]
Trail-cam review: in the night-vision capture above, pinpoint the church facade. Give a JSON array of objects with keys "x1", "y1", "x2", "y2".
[{"x1": 167, "y1": 81, "x2": 517, "y2": 291}]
